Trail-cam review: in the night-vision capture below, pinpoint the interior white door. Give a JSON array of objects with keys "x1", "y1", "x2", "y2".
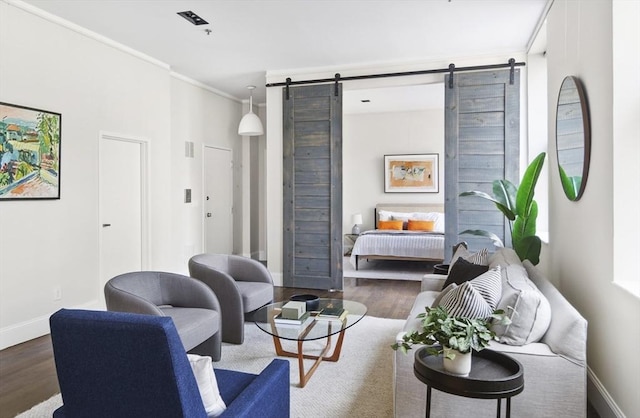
[
  {"x1": 99, "y1": 135, "x2": 146, "y2": 294},
  {"x1": 203, "y1": 146, "x2": 233, "y2": 254}
]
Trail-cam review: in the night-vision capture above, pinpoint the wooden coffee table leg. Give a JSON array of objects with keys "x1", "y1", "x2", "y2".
[{"x1": 270, "y1": 320, "x2": 349, "y2": 387}]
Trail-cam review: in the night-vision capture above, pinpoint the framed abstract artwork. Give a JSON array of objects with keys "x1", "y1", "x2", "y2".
[
  {"x1": 0, "y1": 102, "x2": 61, "y2": 200},
  {"x1": 384, "y1": 153, "x2": 438, "y2": 193}
]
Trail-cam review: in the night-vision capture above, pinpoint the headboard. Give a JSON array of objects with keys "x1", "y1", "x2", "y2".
[{"x1": 374, "y1": 203, "x2": 445, "y2": 229}]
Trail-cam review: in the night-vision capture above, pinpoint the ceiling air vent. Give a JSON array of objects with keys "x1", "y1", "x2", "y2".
[{"x1": 177, "y1": 11, "x2": 209, "y2": 26}]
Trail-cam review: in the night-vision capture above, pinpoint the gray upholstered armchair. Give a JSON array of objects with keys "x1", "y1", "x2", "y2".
[
  {"x1": 188, "y1": 254, "x2": 274, "y2": 344},
  {"x1": 104, "y1": 271, "x2": 222, "y2": 361}
]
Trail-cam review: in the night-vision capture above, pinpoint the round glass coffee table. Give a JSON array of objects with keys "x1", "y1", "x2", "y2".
[{"x1": 254, "y1": 298, "x2": 367, "y2": 387}]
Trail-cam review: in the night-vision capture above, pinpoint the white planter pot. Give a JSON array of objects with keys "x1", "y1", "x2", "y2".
[{"x1": 442, "y1": 347, "x2": 472, "y2": 376}]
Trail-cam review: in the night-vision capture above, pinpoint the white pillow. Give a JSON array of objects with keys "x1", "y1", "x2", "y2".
[
  {"x1": 187, "y1": 354, "x2": 227, "y2": 417},
  {"x1": 377, "y1": 210, "x2": 401, "y2": 221}
]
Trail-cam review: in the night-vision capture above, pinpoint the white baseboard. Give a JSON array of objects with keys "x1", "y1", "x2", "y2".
[
  {"x1": 0, "y1": 299, "x2": 103, "y2": 350},
  {"x1": 588, "y1": 366, "x2": 626, "y2": 418}
]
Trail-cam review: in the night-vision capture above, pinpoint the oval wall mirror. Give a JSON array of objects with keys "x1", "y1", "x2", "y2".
[{"x1": 556, "y1": 76, "x2": 591, "y2": 201}]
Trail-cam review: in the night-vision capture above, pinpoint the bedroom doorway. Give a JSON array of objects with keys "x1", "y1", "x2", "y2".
[
  {"x1": 342, "y1": 83, "x2": 445, "y2": 233},
  {"x1": 343, "y1": 69, "x2": 521, "y2": 266}
]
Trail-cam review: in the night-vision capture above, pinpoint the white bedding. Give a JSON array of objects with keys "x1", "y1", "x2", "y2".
[{"x1": 349, "y1": 229, "x2": 445, "y2": 268}]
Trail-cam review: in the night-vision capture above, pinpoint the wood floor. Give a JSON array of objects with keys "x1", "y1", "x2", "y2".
[{"x1": 0, "y1": 277, "x2": 420, "y2": 418}]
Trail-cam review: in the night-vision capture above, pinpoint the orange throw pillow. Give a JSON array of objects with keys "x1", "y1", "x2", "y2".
[
  {"x1": 407, "y1": 219, "x2": 435, "y2": 231},
  {"x1": 378, "y1": 220, "x2": 404, "y2": 230}
]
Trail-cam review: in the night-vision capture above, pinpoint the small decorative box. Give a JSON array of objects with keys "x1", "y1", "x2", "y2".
[{"x1": 281, "y1": 301, "x2": 306, "y2": 319}]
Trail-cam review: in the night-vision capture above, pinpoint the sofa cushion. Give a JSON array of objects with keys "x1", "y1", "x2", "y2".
[
  {"x1": 160, "y1": 307, "x2": 220, "y2": 351},
  {"x1": 442, "y1": 258, "x2": 489, "y2": 289},
  {"x1": 491, "y1": 264, "x2": 552, "y2": 345},
  {"x1": 438, "y1": 267, "x2": 502, "y2": 319},
  {"x1": 403, "y1": 291, "x2": 440, "y2": 333},
  {"x1": 488, "y1": 247, "x2": 522, "y2": 269}
]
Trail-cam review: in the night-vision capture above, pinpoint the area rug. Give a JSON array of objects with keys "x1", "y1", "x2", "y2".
[
  {"x1": 15, "y1": 316, "x2": 404, "y2": 418},
  {"x1": 343, "y1": 256, "x2": 435, "y2": 281}
]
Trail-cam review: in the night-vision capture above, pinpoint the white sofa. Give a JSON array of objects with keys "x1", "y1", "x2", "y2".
[{"x1": 393, "y1": 247, "x2": 588, "y2": 417}]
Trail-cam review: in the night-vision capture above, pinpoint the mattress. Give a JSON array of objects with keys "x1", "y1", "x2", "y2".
[{"x1": 349, "y1": 229, "x2": 445, "y2": 268}]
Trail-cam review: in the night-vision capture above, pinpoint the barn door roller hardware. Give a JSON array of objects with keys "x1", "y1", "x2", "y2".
[
  {"x1": 269, "y1": 58, "x2": 525, "y2": 98},
  {"x1": 448, "y1": 63, "x2": 455, "y2": 89},
  {"x1": 509, "y1": 58, "x2": 516, "y2": 85}
]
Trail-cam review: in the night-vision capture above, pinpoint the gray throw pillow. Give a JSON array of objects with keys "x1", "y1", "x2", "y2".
[{"x1": 491, "y1": 264, "x2": 552, "y2": 345}]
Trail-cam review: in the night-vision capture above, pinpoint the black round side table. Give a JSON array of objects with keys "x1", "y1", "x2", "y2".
[
  {"x1": 414, "y1": 348, "x2": 524, "y2": 418},
  {"x1": 433, "y1": 264, "x2": 449, "y2": 275}
]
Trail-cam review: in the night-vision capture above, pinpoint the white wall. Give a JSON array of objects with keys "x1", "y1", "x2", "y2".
[
  {"x1": 546, "y1": 1, "x2": 639, "y2": 416},
  {"x1": 169, "y1": 75, "x2": 243, "y2": 274},
  {"x1": 343, "y1": 109, "x2": 444, "y2": 233},
  {"x1": 0, "y1": 2, "x2": 244, "y2": 348}
]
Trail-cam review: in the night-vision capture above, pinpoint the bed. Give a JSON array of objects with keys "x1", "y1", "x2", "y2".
[{"x1": 349, "y1": 203, "x2": 445, "y2": 270}]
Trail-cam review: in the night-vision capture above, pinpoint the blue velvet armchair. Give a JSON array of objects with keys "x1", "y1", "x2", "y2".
[{"x1": 50, "y1": 309, "x2": 290, "y2": 418}]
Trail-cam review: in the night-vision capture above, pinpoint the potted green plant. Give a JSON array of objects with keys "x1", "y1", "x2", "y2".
[
  {"x1": 459, "y1": 152, "x2": 546, "y2": 265},
  {"x1": 392, "y1": 306, "x2": 510, "y2": 376}
]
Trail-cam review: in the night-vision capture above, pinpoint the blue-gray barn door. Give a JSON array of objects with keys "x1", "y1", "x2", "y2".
[
  {"x1": 283, "y1": 84, "x2": 343, "y2": 290},
  {"x1": 444, "y1": 69, "x2": 520, "y2": 258}
]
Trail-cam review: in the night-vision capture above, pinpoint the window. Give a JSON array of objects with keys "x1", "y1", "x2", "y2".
[{"x1": 612, "y1": 0, "x2": 640, "y2": 297}]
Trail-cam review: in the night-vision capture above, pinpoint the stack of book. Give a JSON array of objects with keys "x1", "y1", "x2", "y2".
[
  {"x1": 273, "y1": 311, "x2": 314, "y2": 328},
  {"x1": 274, "y1": 301, "x2": 313, "y2": 328},
  {"x1": 316, "y1": 306, "x2": 348, "y2": 322}
]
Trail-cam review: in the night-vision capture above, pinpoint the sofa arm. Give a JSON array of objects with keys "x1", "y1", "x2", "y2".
[
  {"x1": 421, "y1": 274, "x2": 446, "y2": 292},
  {"x1": 524, "y1": 261, "x2": 587, "y2": 365},
  {"x1": 218, "y1": 359, "x2": 290, "y2": 418}
]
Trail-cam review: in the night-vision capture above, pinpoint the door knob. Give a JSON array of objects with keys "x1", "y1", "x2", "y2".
[
  {"x1": 102, "y1": 224, "x2": 112, "y2": 227},
  {"x1": 206, "y1": 213, "x2": 212, "y2": 218}
]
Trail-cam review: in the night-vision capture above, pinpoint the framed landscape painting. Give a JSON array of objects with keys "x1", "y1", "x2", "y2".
[
  {"x1": 0, "y1": 102, "x2": 61, "y2": 200},
  {"x1": 384, "y1": 153, "x2": 438, "y2": 193}
]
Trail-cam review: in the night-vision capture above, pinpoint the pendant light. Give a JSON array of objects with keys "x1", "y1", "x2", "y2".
[{"x1": 238, "y1": 85, "x2": 264, "y2": 136}]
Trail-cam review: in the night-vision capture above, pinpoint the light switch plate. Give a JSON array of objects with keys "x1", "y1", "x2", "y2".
[{"x1": 185, "y1": 189, "x2": 192, "y2": 203}]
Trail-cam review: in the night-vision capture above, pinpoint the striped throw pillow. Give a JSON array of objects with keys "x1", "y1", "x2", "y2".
[
  {"x1": 468, "y1": 266, "x2": 502, "y2": 310},
  {"x1": 439, "y1": 266, "x2": 502, "y2": 319}
]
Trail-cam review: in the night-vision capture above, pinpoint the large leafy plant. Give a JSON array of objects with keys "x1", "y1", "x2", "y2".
[
  {"x1": 391, "y1": 306, "x2": 509, "y2": 358},
  {"x1": 459, "y1": 152, "x2": 546, "y2": 265}
]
